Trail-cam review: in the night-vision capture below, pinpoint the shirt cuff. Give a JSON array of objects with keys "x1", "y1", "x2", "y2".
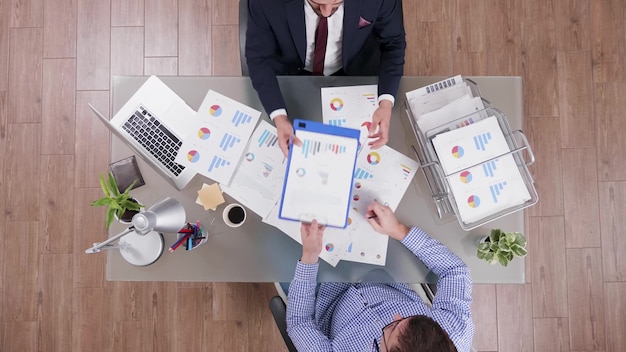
[
  {"x1": 293, "y1": 260, "x2": 319, "y2": 282},
  {"x1": 400, "y1": 226, "x2": 429, "y2": 248},
  {"x1": 378, "y1": 94, "x2": 395, "y2": 106},
  {"x1": 269, "y1": 108, "x2": 288, "y2": 120}
]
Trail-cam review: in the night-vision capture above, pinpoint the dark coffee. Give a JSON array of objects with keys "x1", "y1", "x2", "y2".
[{"x1": 228, "y1": 206, "x2": 246, "y2": 224}]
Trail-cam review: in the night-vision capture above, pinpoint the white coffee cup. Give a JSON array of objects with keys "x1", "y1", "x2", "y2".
[{"x1": 222, "y1": 203, "x2": 246, "y2": 228}]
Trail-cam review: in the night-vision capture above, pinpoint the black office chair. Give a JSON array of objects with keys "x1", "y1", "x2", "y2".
[
  {"x1": 269, "y1": 295, "x2": 298, "y2": 352},
  {"x1": 239, "y1": 0, "x2": 249, "y2": 76}
]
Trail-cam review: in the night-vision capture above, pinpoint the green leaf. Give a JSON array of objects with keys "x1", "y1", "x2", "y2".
[
  {"x1": 99, "y1": 174, "x2": 111, "y2": 197},
  {"x1": 477, "y1": 242, "x2": 490, "y2": 252},
  {"x1": 511, "y1": 244, "x2": 527, "y2": 257},
  {"x1": 108, "y1": 172, "x2": 121, "y2": 197},
  {"x1": 498, "y1": 239, "x2": 512, "y2": 252},
  {"x1": 484, "y1": 252, "x2": 495, "y2": 264},
  {"x1": 123, "y1": 178, "x2": 139, "y2": 195},
  {"x1": 105, "y1": 207, "x2": 116, "y2": 229},
  {"x1": 91, "y1": 197, "x2": 114, "y2": 207},
  {"x1": 489, "y1": 229, "x2": 502, "y2": 243},
  {"x1": 120, "y1": 199, "x2": 142, "y2": 211},
  {"x1": 497, "y1": 253, "x2": 509, "y2": 266},
  {"x1": 514, "y1": 233, "x2": 526, "y2": 246}
]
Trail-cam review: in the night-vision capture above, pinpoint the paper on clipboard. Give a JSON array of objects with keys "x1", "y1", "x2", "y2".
[{"x1": 279, "y1": 119, "x2": 360, "y2": 228}]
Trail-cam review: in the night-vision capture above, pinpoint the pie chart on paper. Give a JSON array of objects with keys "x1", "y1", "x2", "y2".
[
  {"x1": 330, "y1": 98, "x2": 344, "y2": 111},
  {"x1": 187, "y1": 150, "x2": 200, "y2": 163},
  {"x1": 452, "y1": 145, "x2": 464, "y2": 158},
  {"x1": 467, "y1": 195, "x2": 480, "y2": 208},
  {"x1": 460, "y1": 170, "x2": 472, "y2": 184},
  {"x1": 197, "y1": 127, "x2": 211, "y2": 140},
  {"x1": 209, "y1": 104, "x2": 222, "y2": 117}
]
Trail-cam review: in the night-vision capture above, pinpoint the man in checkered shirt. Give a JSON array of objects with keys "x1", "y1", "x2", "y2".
[{"x1": 286, "y1": 200, "x2": 474, "y2": 351}]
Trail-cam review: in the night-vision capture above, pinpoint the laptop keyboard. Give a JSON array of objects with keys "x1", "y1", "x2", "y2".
[{"x1": 122, "y1": 105, "x2": 186, "y2": 176}]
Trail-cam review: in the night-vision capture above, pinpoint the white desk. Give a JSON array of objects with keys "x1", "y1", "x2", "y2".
[{"x1": 106, "y1": 76, "x2": 526, "y2": 283}]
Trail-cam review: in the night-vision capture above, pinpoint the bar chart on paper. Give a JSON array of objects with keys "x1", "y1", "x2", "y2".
[
  {"x1": 231, "y1": 110, "x2": 254, "y2": 127},
  {"x1": 473, "y1": 132, "x2": 492, "y2": 151},
  {"x1": 301, "y1": 139, "x2": 348, "y2": 158},
  {"x1": 208, "y1": 156, "x2": 230, "y2": 172},
  {"x1": 328, "y1": 118, "x2": 347, "y2": 127},
  {"x1": 219, "y1": 133, "x2": 240, "y2": 151},
  {"x1": 257, "y1": 129, "x2": 278, "y2": 148},
  {"x1": 354, "y1": 167, "x2": 374, "y2": 180},
  {"x1": 489, "y1": 181, "x2": 508, "y2": 203}
]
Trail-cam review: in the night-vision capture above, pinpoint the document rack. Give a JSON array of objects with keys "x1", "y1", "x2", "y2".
[{"x1": 405, "y1": 80, "x2": 538, "y2": 231}]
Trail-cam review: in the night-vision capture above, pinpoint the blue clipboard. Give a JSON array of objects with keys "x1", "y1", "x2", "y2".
[{"x1": 279, "y1": 119, "x2": 360, "y2": 228}]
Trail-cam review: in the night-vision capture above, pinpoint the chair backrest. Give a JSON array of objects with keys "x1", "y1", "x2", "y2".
[{"x1": 239, "y1": 0, "x2": 249, "y2": 76}]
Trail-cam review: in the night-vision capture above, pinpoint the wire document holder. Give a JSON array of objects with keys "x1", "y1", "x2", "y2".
[{"x1": 405, "y1": 79, "x2": 538, "y2": 231}]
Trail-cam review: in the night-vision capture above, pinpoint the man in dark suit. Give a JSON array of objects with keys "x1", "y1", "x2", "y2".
[{"x1": 246, "y1": 0, "x2": 406, "y2": 156}]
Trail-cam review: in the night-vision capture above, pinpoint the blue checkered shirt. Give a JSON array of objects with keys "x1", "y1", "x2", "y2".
[{"x1": 286, "y1": 226, "x2": 474, "y2": 352}]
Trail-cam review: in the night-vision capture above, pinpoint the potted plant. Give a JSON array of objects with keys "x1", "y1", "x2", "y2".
[
  {"x1": 91, "y1": 172, "x2": 143, "y2": 229},
  {"x1": 476, "y1": 229, "x2": 527, "y2": 266}
]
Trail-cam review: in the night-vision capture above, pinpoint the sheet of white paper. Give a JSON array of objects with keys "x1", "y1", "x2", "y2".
[
  {"x1": 405, "y1": 75, "x2": 464, "y2": 100},
  {"x1": 408, "y1": 84, "x2": 473, "y2": 119},
  {"x1": 350, "y1": 145, "x2": 419, "y2": 216},
  {"x1": 262, "y1": 204, "x2": 350, "y2": 267},
  {"x1": 280, "y1": 129, "x2": 359, "y2": 227},
  {"x1": 321, "y1": 85, "x2": 378, "y2": 148},
  {"x1": 262, "y1": 144, "x2": 419, "y2": 267},
  {"x1": 416, "y1": 95, "x2": 485, "y2": 134},
  {"x1": 446, "y1": 154, "x2": 531, "y2": 223},
  {"x1": 174, "y1": 90, "x2": 261, "y2": 185},
  {"x1": 341, "y1": 145, "x2": 420, "y2": 265},
  {"x1": 341, "y1": 212, "x2": 389, "y2": 266},
  {"x1": 431, "y1": 116, "x2": 510, "y2": 175},
  {"x1": 221, "y1": 120, "x2": 286, "y2": 218}
]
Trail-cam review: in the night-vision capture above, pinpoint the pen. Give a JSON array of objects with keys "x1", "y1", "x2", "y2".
[
  {"x1": 367, "y1": 215, "x2": 378, "y2": 220},
  {"x1": 169, "y1": 233, "x2": 191, "y2": 252}
]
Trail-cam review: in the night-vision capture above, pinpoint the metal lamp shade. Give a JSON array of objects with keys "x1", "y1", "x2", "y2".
[{"x1": 132, "y1": 197, "x2": 186, "y2": 235}]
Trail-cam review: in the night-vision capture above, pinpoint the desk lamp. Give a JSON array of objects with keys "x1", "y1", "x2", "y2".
[{"x1": 85, "y1": 197, "x2": 186, "y2": 266}]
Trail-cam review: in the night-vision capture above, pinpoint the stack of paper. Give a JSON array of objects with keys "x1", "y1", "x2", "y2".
[
  {"x1": 405, "y1": 75, "x2": 485, "y2": 134},
  {"x1": 174, "y1": 90, "x2": 261, "y2": 185},
  {"x1": 220, "y1": 120, "x2": 286, "y2": 219},
  {"x1": 262, "y1": 145, "x2": 419, "y2": 267},
  {"x1": 406, "y1": 77, "x2": 531, "y2": 225}
]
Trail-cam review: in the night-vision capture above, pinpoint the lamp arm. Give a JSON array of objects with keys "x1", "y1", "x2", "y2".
[{"x1": 85, "y1": 227, "x2": 135, "y2": 254}]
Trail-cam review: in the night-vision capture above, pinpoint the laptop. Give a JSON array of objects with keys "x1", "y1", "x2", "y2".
[{"x1": 88, "y1": 75, "x2": 197, "y2": 190}]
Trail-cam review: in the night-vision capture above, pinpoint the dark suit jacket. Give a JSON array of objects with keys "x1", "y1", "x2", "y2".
[{"x1": 245, "y1": 0, "x2": 406, "y2": 115}]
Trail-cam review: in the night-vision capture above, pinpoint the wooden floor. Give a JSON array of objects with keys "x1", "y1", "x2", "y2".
[{"x1": 0, "y1": 0, "x2": 625, "y2": 351}]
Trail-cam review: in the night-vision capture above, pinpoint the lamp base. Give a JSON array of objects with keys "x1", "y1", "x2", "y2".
[{"x1": 118, "y1": 230, "x2": 164, "y2": 266}]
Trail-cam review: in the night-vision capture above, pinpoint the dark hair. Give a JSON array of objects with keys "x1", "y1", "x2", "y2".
[{"x1": 390, "y1": 315, "x2": 457, "y2": 352}]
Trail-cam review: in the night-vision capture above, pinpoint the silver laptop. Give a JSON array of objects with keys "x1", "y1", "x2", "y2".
[{"x1": 89, "y1": 76, "x2": 197, "y2": 190}]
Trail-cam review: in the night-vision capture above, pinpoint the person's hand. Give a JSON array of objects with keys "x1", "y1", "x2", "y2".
[
  {"x1": 300, "y1": 219, "x2": 325, "y2": 264},
  {"x1": 366, "y1": 200, "x2": 409, "y2": 241},
  {"x1": 274, "y1": 115, "x2": 302, "y2": 157},
  {"x1": 368, "y1": 100, "x2": 393, "y2": 149}
]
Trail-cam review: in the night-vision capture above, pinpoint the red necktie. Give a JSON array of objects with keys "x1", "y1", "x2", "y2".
[{"x1": 313, "y1": 16, "x2": 328, "y2": 76}]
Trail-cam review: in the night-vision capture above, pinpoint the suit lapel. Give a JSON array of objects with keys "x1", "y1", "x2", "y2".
[
  {"x1": 342, "y1": 0, "x2": 361, "y2": 68},
  {"x1": 285, "y1": 0, "x2": 306, "y2": 64}
]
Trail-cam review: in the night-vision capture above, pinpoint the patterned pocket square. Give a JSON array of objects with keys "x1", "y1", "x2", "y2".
[{"x1": 358, "y1": 17, "x2": 371, "y2": 28}]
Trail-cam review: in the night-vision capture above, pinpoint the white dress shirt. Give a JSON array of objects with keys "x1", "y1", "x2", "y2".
[{"x1": 269, "y1": 1, "x2": 393, "y2": 120}]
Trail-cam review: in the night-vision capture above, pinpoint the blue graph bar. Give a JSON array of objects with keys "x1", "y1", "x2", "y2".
[
  {"x1": 208, "y1": 156, "x2": 231, "y2": 172},
  {"x1": 473, "y1": 132, "x2": 492, "y2": 151},
  {"x1": 489, "y1": 181, "x2": 507, "y2": 203},
  {"x1": 302, "y1": 139, "x2": 310, "y2": 158},
  {"x1": 354, "y1": 168, "x2": 373, "y2": 179},
  {"x1": 257, "y1": 129, "x2": 278, "y2": 148},
  {"x1": 328, "y1": 119, "x2": 346, "y2": 127},
  {"x1": 232, "y1": 110, "x2": 253, "y2": 127},
  {"x1": 482, "y1": 159, "x2": 498, "y2": 177},
  {"x1": 219, "y1": 133, "x2": 240, "y2": 151}
]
